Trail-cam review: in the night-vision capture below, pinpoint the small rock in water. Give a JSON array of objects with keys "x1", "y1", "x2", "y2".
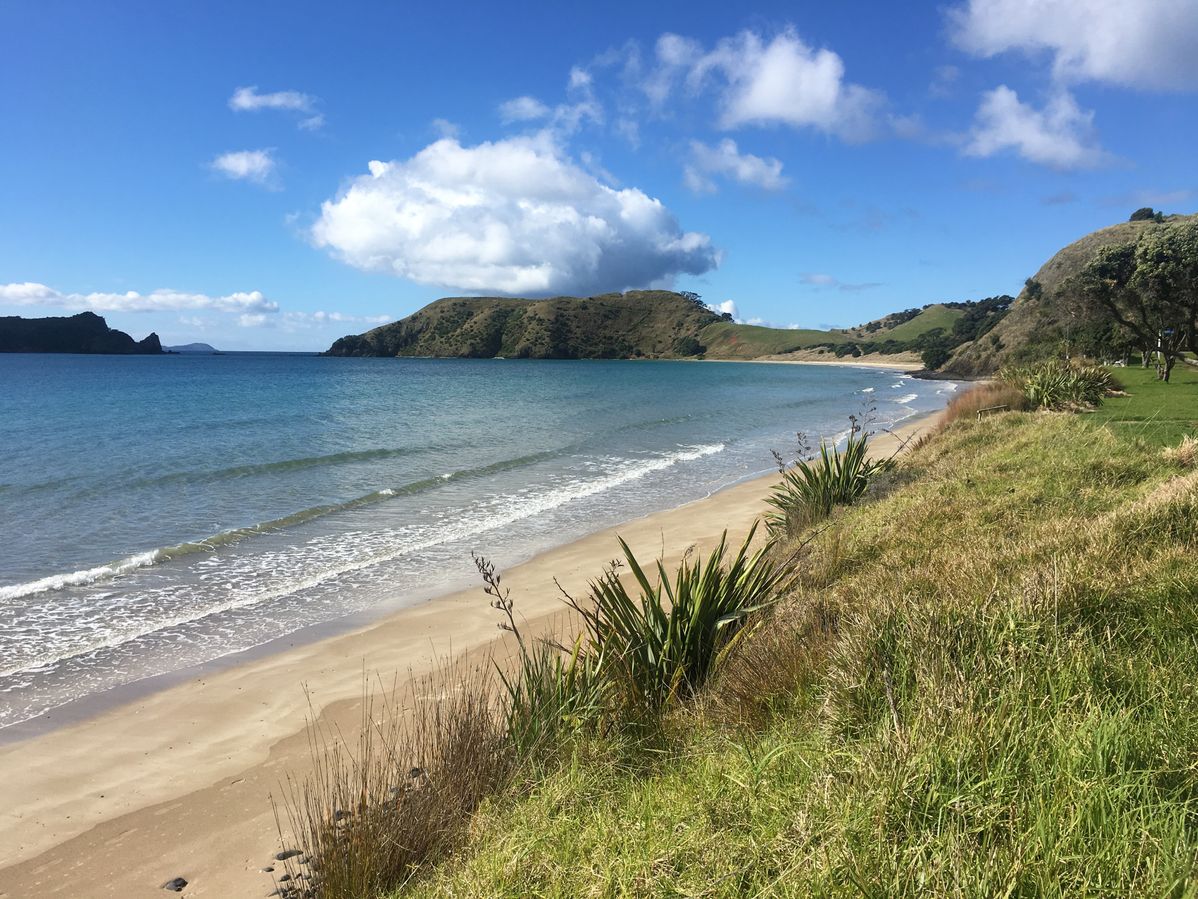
[
  {"x1": 160, "y1": 876, "x2": 188, "y2": 892},
  {"x1": 275, "y1": 849, "x2": 302, "y2": 861}
]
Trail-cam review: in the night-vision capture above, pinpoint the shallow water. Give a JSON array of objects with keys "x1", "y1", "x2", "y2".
[{"x1": 0, "y1": 353, "x2": 954, "y2": 728}]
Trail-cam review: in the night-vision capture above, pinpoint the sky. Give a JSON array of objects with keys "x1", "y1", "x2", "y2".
[{"x1": 1, "y1": 0, "x2": 1196, "y2": 351}]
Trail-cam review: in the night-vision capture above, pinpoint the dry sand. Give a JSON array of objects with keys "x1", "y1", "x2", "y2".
[{"x1": 0, "y1": 414, "x2": 938, "y2": 899}]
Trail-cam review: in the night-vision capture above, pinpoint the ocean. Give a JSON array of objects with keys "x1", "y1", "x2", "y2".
[{"x1": 0, "y1": 353, "x2": 954, "y2": 730}]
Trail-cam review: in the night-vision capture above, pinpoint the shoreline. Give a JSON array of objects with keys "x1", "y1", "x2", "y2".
[{"x1": 0, "y1": 411, "x2": 941, "y2": 898}]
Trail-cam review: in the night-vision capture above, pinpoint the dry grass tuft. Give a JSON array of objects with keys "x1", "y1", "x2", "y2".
[
  {"x1": 939, "y1": 381, "x2": 1027, "y2": 428},
  {"x1": 273, "y1": 663, "x2": 509, "y2": 899},
  {"x1": 1163, "y1": 434, "x2": 1198, "y2": 469}
]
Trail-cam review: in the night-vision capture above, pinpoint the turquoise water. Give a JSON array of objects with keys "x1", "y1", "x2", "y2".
[{"x1": 0, "y1": 353, "x2": 953, "y2": 728}]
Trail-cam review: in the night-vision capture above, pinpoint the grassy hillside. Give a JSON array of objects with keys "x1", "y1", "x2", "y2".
[
  {"x1": 946, "y1": 214, "x2": 1197, "y2": 376},
  {"x1": 382, "y1": 389, "x2": 1198, "y2": 897},
  {"x1": 325, "y1": 291, "x2": 724, "y2": 359},
  {"x1": 850, "y1": 302, "x2": 964, "y2": 342},
  {"x1": 696, "y1": 321, "x2": 843, "y2": 358}
]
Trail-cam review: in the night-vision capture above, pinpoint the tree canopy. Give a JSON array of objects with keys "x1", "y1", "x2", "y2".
[{"x1": 1068, "y1": 219, "x2": 1198, "y2": 381}]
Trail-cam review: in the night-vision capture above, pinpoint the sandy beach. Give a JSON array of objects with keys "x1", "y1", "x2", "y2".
[{"x1": 0, "y1": 412, "x2": 938, "y2": 899}]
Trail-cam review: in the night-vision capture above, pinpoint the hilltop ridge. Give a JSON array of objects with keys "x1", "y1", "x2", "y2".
[{"x1": 0, "y1": 312, "x2": 163, "y2": 355}]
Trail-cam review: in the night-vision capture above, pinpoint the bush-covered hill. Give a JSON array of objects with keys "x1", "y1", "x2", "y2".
[
  {"x1": 325, "y1": 291, "x2": 726, "y2": 359},
  {"x1": 945, "y1": 213, "x2": 1197, "y2": 376}
]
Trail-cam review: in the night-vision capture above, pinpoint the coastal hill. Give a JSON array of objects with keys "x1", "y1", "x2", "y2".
[
  {"x1": 0, "y1": 311, "x2": 162, "y2": 354},
  {"x1": 945, "y1": 212, "x2": 1198, "y2": 376},
  {"x1": 325, "y1": 290, "x2": 728, "y2": 359},
  {"x1": 324, "y1": 288, "x2": 1002, "y2": 365}
]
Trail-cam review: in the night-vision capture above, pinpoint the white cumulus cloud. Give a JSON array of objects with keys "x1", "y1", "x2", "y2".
[
  {"x1": 0, "y1": 283, "x2": 279, "y2": 314},
  {"x1": 684, "y1": 139, "x2": 788, "y2": 193},
  {"x1": 229, "y1": 85, "x2": 323, "y2": 129},
  {"x1": 210, "y1": 149, "x2": 278, "y2": 185},
  {"x1": 311, "y1": 135, "x2": 719, "y2": 296},
  {"x1": 689, "y1": 29, "x2": 885, "y2": 141},
  {"x1": 949, "y1": 0, "x2": 1198, "y2": 91},
  {"x1": 965, "y1": 86, "x2": 1107, "y2": 168}
]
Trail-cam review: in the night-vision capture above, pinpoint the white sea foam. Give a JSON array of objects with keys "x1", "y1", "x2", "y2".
[
  {"x1": 0, "y1": 551, "x2": 160, "y2": 604},
  {"x1": 893, "y1": 393, "x2": 919, "y2": 404},
  {"x1": 0, "y1": 443, "x2": 726, "y2": 680},
  {"x1": 861, "y1": 387, "x2": 875, "y2": 393}
]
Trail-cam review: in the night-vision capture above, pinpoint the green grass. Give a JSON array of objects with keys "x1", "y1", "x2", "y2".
[
  {"x1": 1085, "y1": 363, "x2": 1198, "y2": 446},
  {"x1": 698, "y1": 322, "x2": 843, "y2": 358},
  {"x1": 870, "y1": 303, "x2": 964, "y2": 342},
  {"x1": 393, "y1": 407, "x2": 1198, "y2": 898}
]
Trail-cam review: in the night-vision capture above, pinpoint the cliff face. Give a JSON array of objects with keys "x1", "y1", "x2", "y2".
[
  {"x1": 326, "y1": 291, "x2": 725, "y2": 359},
  {"x1": 0, "y1": 312, "x2": 163, "y2": 354}
]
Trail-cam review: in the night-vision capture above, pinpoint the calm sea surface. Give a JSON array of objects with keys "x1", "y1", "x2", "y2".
[{"x1": 0, "y1": 353, "x2": 954, "y2": 728}]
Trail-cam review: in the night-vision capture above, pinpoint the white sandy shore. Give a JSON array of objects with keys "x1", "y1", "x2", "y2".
[
  {"x1": 706, "y1": 354, "x2": 925, "y2": 371},
  {"x1": 0, "y1": 413, "x2": 940, "y2": 899}
]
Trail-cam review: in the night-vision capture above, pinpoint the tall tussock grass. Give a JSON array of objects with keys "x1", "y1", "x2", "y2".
[
  {"x1": 938, "y1": 380, "x2": 1027, "y2": 427},
  {"x1": 1000, "y1": 358, "x2": 1121, "y2": 410},
  {"x1": 274, "y1": 667, "x2": 508, "y2": 899}
]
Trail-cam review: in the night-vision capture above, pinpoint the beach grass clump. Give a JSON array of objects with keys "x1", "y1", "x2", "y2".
[
  {"x1": 274, "y1": 667, "x2": 509, "y2": 899},
  {"x1": 399, "y1": 410, "x2": 1198, "y2": 898},
  {"x1": 765, "y1": 426, "x2": 894, "y2": 536},
  {"x1": 1000, "y1": 358, "x2": 1120, "y2": 409}
]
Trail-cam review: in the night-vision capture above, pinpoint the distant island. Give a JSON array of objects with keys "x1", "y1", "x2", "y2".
[
  {"x1": 165, "y1": 342, "x2": 220, "y2": 354},
  {"x1": 0, "y1": 311, "x2": 162, "y2": 355}
]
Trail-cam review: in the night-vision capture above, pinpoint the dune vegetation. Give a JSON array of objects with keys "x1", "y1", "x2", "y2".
[{"x1": 274, "y1": 365, "x2": 1198, "y2": 898}]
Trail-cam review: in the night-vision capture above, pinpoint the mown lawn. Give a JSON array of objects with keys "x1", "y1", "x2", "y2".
[
  {"x1": 395, "y1": 402, "x2": 1198, "y2": 897},
  {"x1": 1088, "y1": 362, "x2": 1198, "y2": 446}
]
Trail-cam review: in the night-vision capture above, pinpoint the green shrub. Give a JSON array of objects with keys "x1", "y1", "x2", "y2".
[
  {"x1": 765, "y1": 429, "x2": 894, "y2": 536},
  {"x1": 1000, "y1": 359, "x2": 1120, "y2": 410},
  {"x1": 566, "y1": 525, "x2": 784, "y2": 715}
]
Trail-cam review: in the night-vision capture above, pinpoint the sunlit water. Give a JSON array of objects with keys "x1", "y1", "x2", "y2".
[{"x1": 0, "y1": 353, "x2": 954, "y2": 728}]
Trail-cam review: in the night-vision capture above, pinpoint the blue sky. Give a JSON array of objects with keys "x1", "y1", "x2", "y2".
[{"x1": 1, "y1": 0, "x2": 1195, "y2": 350}]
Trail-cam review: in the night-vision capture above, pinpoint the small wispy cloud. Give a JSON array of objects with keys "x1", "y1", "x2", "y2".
[
  {"x1": 498, "y1": 95, "x2": 551, "y2": 123},
  {"x1": 229, "y1": 86, "x2": 323, "y2": 130},
  {"x1": 800, "y1": 272, "x2": 882, "y2": 292},
  {"x1": 210, "y1": 149, "x2": 278, "y2": 187}
]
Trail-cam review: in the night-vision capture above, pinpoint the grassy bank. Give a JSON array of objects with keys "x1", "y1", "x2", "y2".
[
  {"x1": 395, "y1": 395, "x2": 1197, "y2": 896},
  {"x1": 284, "y1": 374, "x2": 1198, "y2": 897}
]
